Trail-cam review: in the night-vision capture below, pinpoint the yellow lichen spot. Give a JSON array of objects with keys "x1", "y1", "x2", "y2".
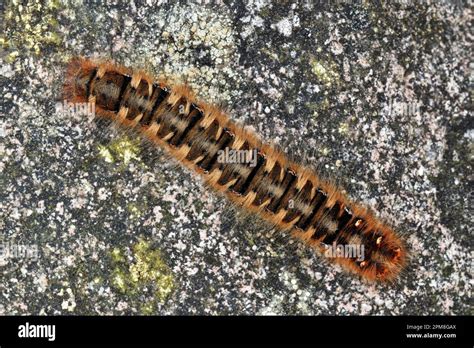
[
  {"x1": 109, "y1": 239, "x2": 176, "y2": 308},
  {"x1": 155, "y1": 274, "x2": 175, "y2": 301},
  {"x1": 6, "y1": 51, "x2": 19, "y2": 64},
  {"x1": 320, "y1": 98, "x2": 330, "y2": 111},
  {"x1": 0, "y1": 36, "x2": 9, "y2": 48},
  {"x1": 111, "y1": 247, "x2": 125, "y2": 263},
  {"x1": 127, "y1": 203, "x2": 143, "y2": 220},
  {"x1": 109, "y1": 136, "x2": 141, "y2": 165},
  {"x1": 310, "y1": 56, "x2": 339, "y2": 87},
  {"x1": 261, "y1": 48, "x2": 279, "y2": 61},
  {"x1": 114, "y1": 272, "x2": 127, "y2": 291},
  {"x1": 338, "y1": 122, "x2": 349, "y2": 135},
  {"x1": 97, "y1": 136, "x2": 141, "y2": 166},
  {"x1": 321, "y1": 147, "x2": 330, "y2": 156},
  {"x1": 48, "y1": 0, "x2": 62, "y2": 10},
  {"x1": 97, "y1": 145, "x2": 114, "y2": 163},
  {"x1": 140, "y1": 301, "x2": 155, "y2": 315}
]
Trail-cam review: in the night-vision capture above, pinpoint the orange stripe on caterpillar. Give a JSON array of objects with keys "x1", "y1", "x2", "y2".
[{"x1": 63, "y1": 57, "x2": 407, "y2": 283}]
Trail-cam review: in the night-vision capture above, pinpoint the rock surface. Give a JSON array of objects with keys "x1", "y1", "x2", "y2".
[{"x1": 0, "y1": 1, "x2": 471, "y2": 315}]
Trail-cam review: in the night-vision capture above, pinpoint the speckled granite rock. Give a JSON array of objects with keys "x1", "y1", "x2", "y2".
[{"x1": 0, "y1": 1, "x2": 472, "y2": 315}]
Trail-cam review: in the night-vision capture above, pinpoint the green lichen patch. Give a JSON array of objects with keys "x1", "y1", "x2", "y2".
[{"x1": 1, "y1": 0, "x2": 63, "y2": 62}]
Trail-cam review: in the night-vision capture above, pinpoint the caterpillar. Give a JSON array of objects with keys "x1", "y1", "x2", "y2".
[{"x1": 63, "y1": 57, "x2": 407, "y2": 283}]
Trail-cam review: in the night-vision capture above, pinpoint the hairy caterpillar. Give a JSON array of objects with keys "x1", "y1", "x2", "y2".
[{"x1": 63, "y1": 57, "x2": 407, "y2": 283}]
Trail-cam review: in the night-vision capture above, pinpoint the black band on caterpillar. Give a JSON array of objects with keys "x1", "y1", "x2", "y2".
[{"x1": 63, "y1": 57, "x2": 407, "y2": 283}]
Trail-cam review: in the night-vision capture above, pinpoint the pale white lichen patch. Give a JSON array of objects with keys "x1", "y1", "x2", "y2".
[{"x1": 118, "y1": 3, "x2": 241, "y2": 105}]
